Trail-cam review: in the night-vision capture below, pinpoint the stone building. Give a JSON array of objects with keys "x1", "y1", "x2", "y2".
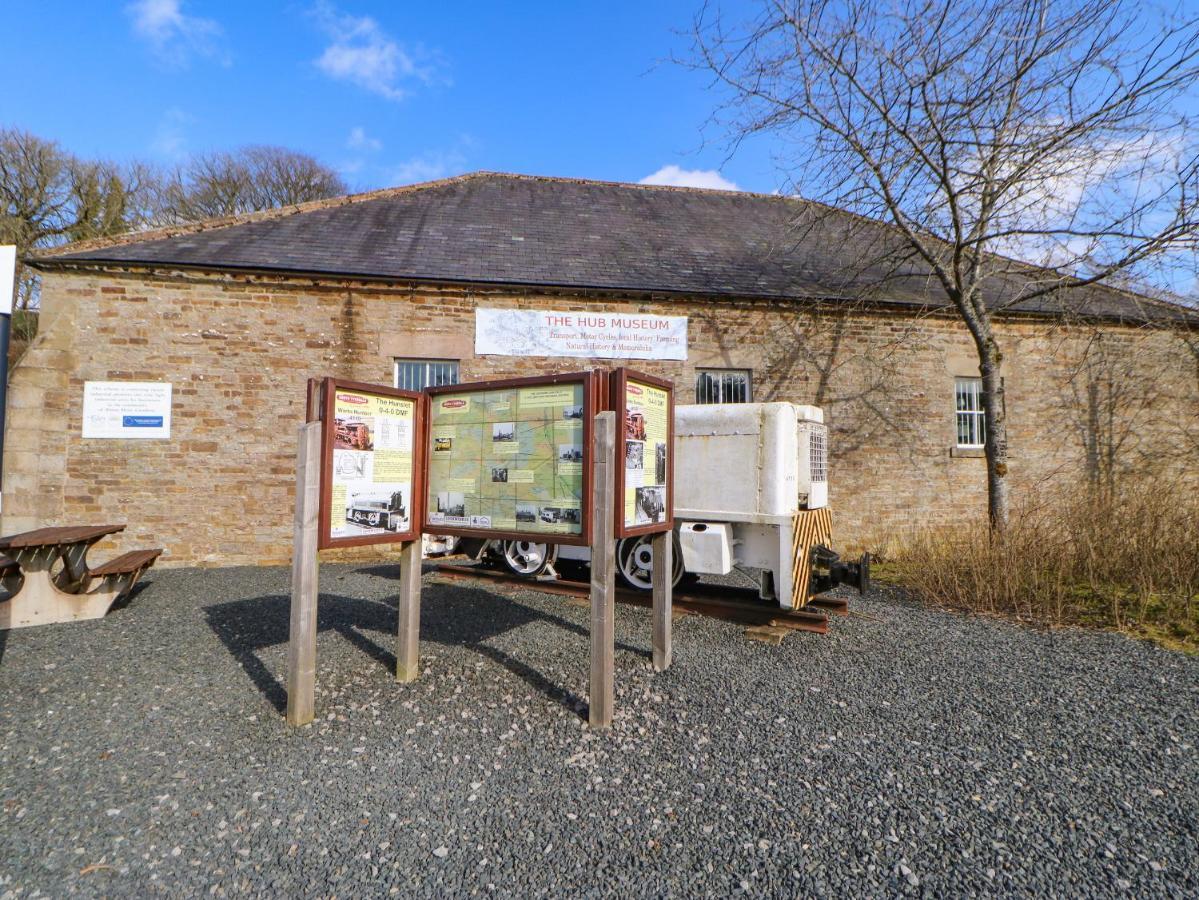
[{"x1": 6, "y1": 173, "x2": 1197, "y2": 566}]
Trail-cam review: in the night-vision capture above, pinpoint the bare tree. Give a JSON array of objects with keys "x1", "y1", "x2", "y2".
[
  {"x1": 0, "y1": 129, "x2": 73, "y2": 311},
  {"x1": 0, "y1": 128, "x2": 156, "y2": 311},
  {"x1": 1173, "y1": 327, "x2": 1199, "y2": 460},
  {"x1": 2, "y1": 132, "x2": 347, "y2": 319},
  {"x1": 156, "y1": 145, "x2": 347, "y2": 224},
  {"x1": 693, "y1": 0, "x2": 1199, "y2": 528},
  {"x1": 1064, "y1": 329, "x2": 1169, "y2": 499}
]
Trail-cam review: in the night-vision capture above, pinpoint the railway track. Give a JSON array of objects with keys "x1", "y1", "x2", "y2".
[{"x1": 433, "y1": 563, "x2": 849, "y2": 640}]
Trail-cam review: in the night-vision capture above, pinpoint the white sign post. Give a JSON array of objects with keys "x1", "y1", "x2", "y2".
[
  {"x1": 0, "y1": 245, "x2": 15, "y2": 515},
  {"x1": 82, "y1": 382, "x2": 173, "y2": 439},
  {"x1": 0, "y1": 246, "x2": 13, "y2": 512},
  {"x1": 0, "y1": 246, "x2": 13, "y2": 317},
  {"x1": 475, "y1": 309, "x2": 688, "y2": 361}
]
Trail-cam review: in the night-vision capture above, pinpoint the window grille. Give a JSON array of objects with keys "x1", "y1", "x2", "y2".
[
  {"x1": 955, "y1": 377, "x2": 986, "y2": 447},
  {"x1": 809, "y1": 428, "x2": 827, "y2": 482},
  {"x1": 395, "y1": 359, "x2": 459, "y2": 391},
  {"x1": 695, "y1": 369, "x2": 752, "y2": 404}
]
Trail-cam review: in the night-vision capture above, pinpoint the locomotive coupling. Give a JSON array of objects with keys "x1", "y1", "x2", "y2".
[{"x1": 810, "y1": 546, "x2": 871, "y2": 596}]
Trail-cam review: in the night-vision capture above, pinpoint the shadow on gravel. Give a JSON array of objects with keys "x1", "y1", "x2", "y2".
[
  {"x1": 109, "y1": 580, "x2": 153, "y2": 615},
  {"x1": 204, "y1": 582, "x2": 633, "y2": 719},
  {"x1": 0, "y1": 580, "x2": 154, "y2": 667},
  {"x1": 354, "y1": 563, "x2": 441, "y2": 580}
]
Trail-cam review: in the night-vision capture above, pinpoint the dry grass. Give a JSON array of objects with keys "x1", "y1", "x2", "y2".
[{"x1": 885, "y1": 482, "x2": 1199, "y2": 652}]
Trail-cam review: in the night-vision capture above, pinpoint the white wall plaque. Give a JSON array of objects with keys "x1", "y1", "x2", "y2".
[
  {"x1": 82, "y1": 382, "x2": 173, "y2": 439},
  {"x1": 475, "y1": 309, "x2": 688, "y2": 361}
]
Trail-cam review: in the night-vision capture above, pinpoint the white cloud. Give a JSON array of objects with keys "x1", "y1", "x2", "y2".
[
  {"x1": 965, "y1": 130, "x2": 1189, "y2": 271},
  {"x1": 346, "y1": 126, "x2": 382, "y2": 152},
  {"x1": 126, "y1": 0, "x2": 228, "y2": 68},
  {"x1": 150, "y1": 107, "x2": 194, "y2": 160},
  {"x1": 312, "y1": 2, "x2": 437, "y2": 102},
  {"x1": 639, "y1": 165, "x2": 740, "y2": 192},
  {"x1": 387, "y1": 149, "x2": 467, "y2": 185}
]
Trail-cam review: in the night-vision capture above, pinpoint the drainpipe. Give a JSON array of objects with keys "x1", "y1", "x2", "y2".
[{"x1": 0, "y1": 245, "x2": 14, "y2": 517}]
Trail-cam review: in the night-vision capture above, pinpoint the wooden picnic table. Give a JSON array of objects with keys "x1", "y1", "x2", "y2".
[
  {"x1": 0, "y1": 524, "x2": 127, "y2": 592},
  {"x1": 0, "y1": 524, "x2": 162, "y2": 630}
]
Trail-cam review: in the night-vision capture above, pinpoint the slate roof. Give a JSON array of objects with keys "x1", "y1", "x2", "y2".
[{"x1": 33, "y1": 172, "x2": 1195, "y2": 324}]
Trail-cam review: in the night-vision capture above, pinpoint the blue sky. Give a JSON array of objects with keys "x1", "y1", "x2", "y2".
[{"x1": 0, "y1": 0, "x2": 776, "y2": 193}]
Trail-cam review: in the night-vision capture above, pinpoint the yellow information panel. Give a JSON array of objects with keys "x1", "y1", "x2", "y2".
[
  {"x1": 623, "y1": 379, "x2": 670, "y2": 529},
  {"x1": 328, "y1": 390, "x2": 416, "y2": 542},
  {"x1": 427, "y1": 383, "x2": 586, "y2": 536}
]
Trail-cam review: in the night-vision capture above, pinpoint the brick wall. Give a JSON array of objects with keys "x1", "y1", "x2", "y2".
[{"x1": 4, "y1": 266, "x2": 1195, "y2": 565}]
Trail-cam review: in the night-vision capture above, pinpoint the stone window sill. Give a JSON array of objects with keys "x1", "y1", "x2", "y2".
[{"x1": 950, "y1": 447, "x2": 985, "y2": 458}]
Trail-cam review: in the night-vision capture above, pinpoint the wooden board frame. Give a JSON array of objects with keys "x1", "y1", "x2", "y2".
[
  {"x1": 424, "y1": 370, "x2": 602, "y2": 547},
  {"x1": 312, "y1": 376, "x2": 427, "y2": 551},
  {"x1": 610, "y1": 368, "x2": 675, "y2": 539}
]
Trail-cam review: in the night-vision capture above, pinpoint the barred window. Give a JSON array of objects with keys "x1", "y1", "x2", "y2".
[
  {"x1": 955, "y1": 377, "x2": 986, "y2": 447},
  {"x1": 395, "y1": 359, "x2": 459, "y2": 391},
  {"x1": 696, "y1": 369, "x2": 752, "y2": 404}
]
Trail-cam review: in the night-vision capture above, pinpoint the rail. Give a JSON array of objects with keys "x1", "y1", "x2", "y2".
[{"x1": 433, "y1": 563, "x2": 850, "y2": 637}]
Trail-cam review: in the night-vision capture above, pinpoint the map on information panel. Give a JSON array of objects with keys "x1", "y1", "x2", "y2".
[{"x1": 426, "y1": 381, "x2": 587, "y2": 537}]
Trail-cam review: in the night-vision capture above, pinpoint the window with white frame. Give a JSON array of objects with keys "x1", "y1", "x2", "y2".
[
  {"x1": 394, "y1": 359, "x2": 459, "y2": 391},
  {"x1": 955, "y1": 377, "x2": 985, "y2": 447},
  {"x1": 696, "y1": 368, "x2": 752, "y2": 404}
]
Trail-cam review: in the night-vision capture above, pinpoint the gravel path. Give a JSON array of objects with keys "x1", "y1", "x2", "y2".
[{"x1": 1, "y1": 564, "x2": 1196, "y2": 898}]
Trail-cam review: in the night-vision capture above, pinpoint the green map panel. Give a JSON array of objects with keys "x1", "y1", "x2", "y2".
[{"x1": 427, "y1": 383, "x2": 586, "y2": 535}]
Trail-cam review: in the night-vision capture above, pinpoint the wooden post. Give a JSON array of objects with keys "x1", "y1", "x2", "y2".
[
  {"x1": 285, "y1": 421, "x2": 322, "y2": 726},
  {"x1": 651, "y1": 530, "x2": 673, "y2": 671},
  {"x1": 589, "y1": 411, "x2": 616, "y2": 729},
  {"x1": 395, "y1": 538, "x2": 422, "y2": 682}
]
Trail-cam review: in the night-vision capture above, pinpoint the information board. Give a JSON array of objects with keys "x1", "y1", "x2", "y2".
[
  {"x1": 315, "y1": 378, "x2": 425, "y2": 550},
  {"x1": 425, "y1": 372, "x2": 596, "y2": 545},
  {"x1": 612, "y1": 368, "x2": 674, "y2": 538},
  {"x1": 82, "y1": 381, "x2": 172, "y2": 439}
]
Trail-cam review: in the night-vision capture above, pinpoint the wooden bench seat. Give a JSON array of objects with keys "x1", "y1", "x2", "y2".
[
  {"x1": 89, "y1": 549, "x2": 163, "y2": 577},
  {"x1": 0, "y1": 528, "x2": 159, "y2": 630}
]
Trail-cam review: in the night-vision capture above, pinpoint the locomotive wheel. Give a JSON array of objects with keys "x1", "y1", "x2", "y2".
[
  {"x1": 616, "y1": 534, "x2": 684, "y2": 591},
  {"x1": 501, "y1": 541, "x2": 558, "y2": 577},
  {"x1": 367, "y1": 512, "x2": 381, "y2": 526}
]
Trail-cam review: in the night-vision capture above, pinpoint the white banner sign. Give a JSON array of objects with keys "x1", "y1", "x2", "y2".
[
  {"x1": 82, "y1": 382, "x2": 172, "y2": 439},
  {"x1": 0, "y1": 245, "x2": 15, "y2": 315},
  {"x1": 475, "y1": 309, "x2": 688, "y2": 361}
]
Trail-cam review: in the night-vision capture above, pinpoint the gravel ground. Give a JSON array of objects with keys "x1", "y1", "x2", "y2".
[{"x1": 1, "y1": 563, "x2": 1196, "y2": 898}]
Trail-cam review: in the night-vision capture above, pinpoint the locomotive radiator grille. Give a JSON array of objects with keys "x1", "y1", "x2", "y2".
[{"x1": 809, "y1": 428, "x2": 828, "y2": 483}]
